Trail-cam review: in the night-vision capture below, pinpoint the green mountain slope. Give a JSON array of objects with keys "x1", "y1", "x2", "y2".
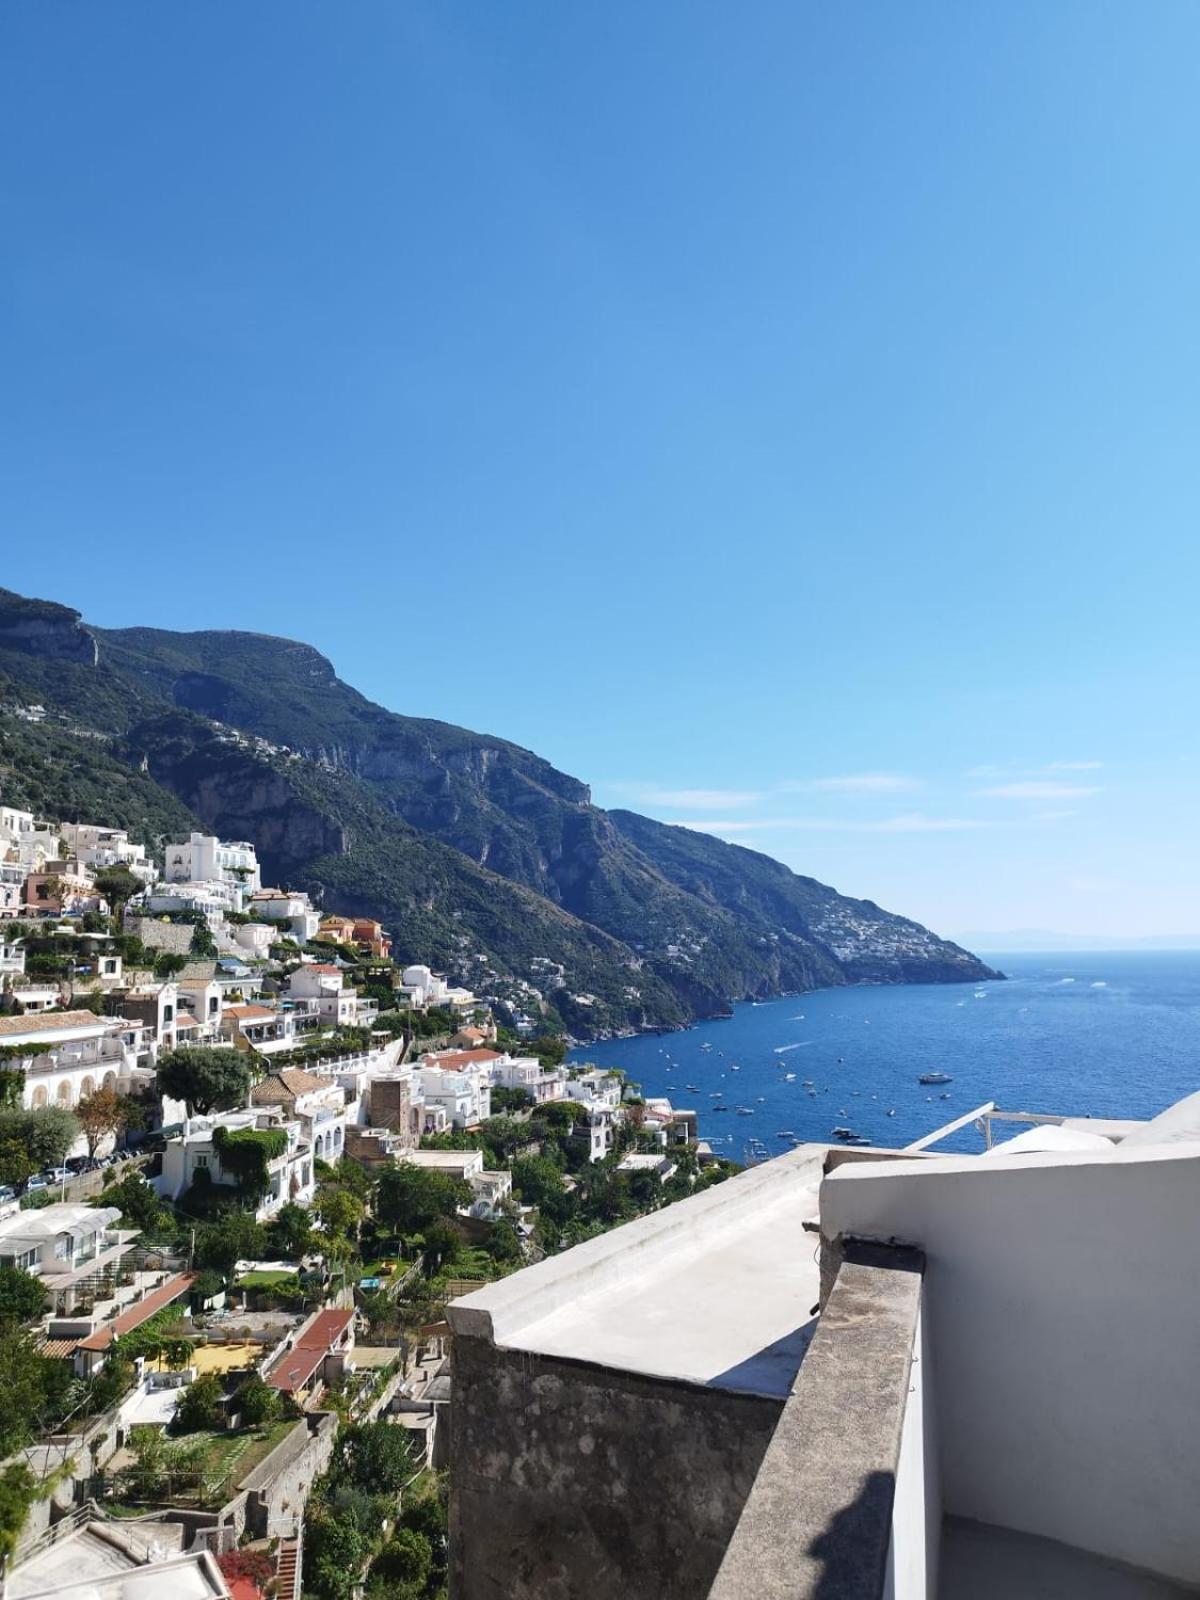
[{"x1": 0, "y1": 587, "x2": 999, "y2": 1033}]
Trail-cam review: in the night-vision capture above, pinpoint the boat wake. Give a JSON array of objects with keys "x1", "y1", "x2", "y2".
[{"x1": 773, "y1": 1041, "x2": 812, "y2": 1054}]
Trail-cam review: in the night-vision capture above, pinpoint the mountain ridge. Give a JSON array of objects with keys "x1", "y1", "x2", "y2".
[{"x1": 0, "y1": 586, "x2": 999, "y2": 1034}]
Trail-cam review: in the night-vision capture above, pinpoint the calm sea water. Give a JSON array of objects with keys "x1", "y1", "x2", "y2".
[{"x1": 569, "y1": 952, "x2": 1200, "y2": 1158}]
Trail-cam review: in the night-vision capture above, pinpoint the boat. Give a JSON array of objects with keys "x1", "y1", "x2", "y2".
[
  {"x1": 736, "y1": 1106, "x2": 755, "y2": 1116},
  {"x1": 711, "y1": 1105, "x2": 729, "y2": 1113},
  {"x1": 784, "y1": 1073, "x2": 796, "y2": 1081},
  {"x1": 776, "y1": 1129, "x2": 796, "y2": 1138},
  {"x1": 685, "y1": 1084, "x2": 700, "y2": 1093},
  {"x1": 830, "y1": 1126, "x2": 857, "y2": 1141},
  {"x1": 918, "y1": 1072, "x2": 952, "y2": 1085}
]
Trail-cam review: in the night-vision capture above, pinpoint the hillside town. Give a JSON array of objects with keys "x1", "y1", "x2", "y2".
[{"x1": 0, "y1": 803, "x2": 726, "y2": 1600}]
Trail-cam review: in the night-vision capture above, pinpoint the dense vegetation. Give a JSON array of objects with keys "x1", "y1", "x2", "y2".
[{"x1": 0, "y1": 586, "x2": 996, "y2": 1034}]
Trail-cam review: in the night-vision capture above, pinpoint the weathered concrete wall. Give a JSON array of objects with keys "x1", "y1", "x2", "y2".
[
  {"x1": 709, "y1": 1244, "x2": 924, "y2": 1600},
  {"x1": 241, "y1": 1412, "x2": 337, "y2": 1540},
  {"x1": 449, "y1": 1339, "x2": 782, "y2": 1600}
]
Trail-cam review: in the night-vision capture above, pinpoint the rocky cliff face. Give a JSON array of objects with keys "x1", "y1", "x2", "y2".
[
  {"x1": 0, "y1": 589, "x2": 1000, "y2": 1033},
  {"x1": 0, "y1": 590, "x2": 98, "y2": 666}
]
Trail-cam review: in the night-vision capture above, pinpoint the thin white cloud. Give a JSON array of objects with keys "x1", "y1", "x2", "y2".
[
  {"x1": 978, "y1": 782, "x2": 1101, "y2": 800},
  {"x1": 779, "y1": 773, "x2": 920, "y2": 795},
  {"x1": 627, "y1": 786, "x2": 763, "y2": 809},
  {"x1": 1044, "y1": 761, "x2": 1103, "y2": 772},
  {"x1": 1029, "y1": 809, "x2": 1079, "y2": 822},
  {"x1": 673, "y1": 813, "x2": 989, "y2": 835}
]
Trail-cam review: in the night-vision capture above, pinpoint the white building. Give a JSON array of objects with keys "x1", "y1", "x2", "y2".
[
  {"x1": 399, "y1": 964, "x2": 477, "y2": 1013},
  {"x1": 563, "y1": 1068, "x2": 624, "y2": 1110},
  {"x1": 0, "y1": 935, "x2": 25, "y2": 975},
  {"x1": 401, "y1": 1148, "x2": 513, "y2": 1220},
  {"x1": 58, "y1": 823, "x2": 155, "y2": 884},
  {"x1": 159, "y1": 1110, "x2": 315, "y2": 1220},
  {"x1": 164, "y1": 832, "x2": 261, "y2": 896},
  {"x1": 286, "y1": 963, "x2": 359, "y2": 1026},
  {"x1": 0, "y1": 1010, "x2": 155, "y2": 1135},
  {"x1": 249, "y1": 887, "x2": 321, "y2": 942},
  {"x1": 415, "y1": 1063, "x2": 492, "y2": 1130},
  {"x1": 136, "y1": 880, "x2": 241, "y2": 921},
  {"x1": 251, "y1": 1066, "x2": 348, "y2": 1165},
  {"x1": 490, "y1": 1054, "x2": 567, "y2": 1105},
  {"x1": 0, "y1": 1201, "x2": 135, "y2": 1314}
]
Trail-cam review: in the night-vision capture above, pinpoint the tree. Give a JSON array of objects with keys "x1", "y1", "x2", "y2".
[
  {"x1": 92, "y1": 866, "x2": 142, "y2": 916},
  {"x1": 312, "y1": 1186, "x2": 364, "y2": 1249},
  {"x1": 0, "y1": 1329, "x2": 59, "y2": 1456},
  {"x1": 175, "y1": 1371, "x2": 223, "y2": 1432},
  {"x1": 342, "y1": 1421, "x2": 420, "y2": 1494},
  {"x1": 76, "y1": 1084, "x2": 141, "y2": 1158},
  {"x1": 156, "y1": 1047, "x2": 257, "y2": 1116},
  {"x1": 485, "y1": 1220, "x2": 523, "y2": 1266},
  {"x1": 0, "y1": 1107, "x2": 80, "y2": 1172},
  {"x1": 306, "y1": 1512, "x2": 369, "y2": 1600},
  {"x1": 369, "y1": 1527, "x2": 432, "y2": 1596},
  {"x1": 489, "y1": 1086, "x2": 534, "y2": 1115},
  {"x1": 234, "y1": 1374, "x2": 283, "y2": 1426},
  {"x1": 511, "y1": 1156, "x2": 568, "y2": 1211},
  {"x1": 0, "y1": 1265, "x2": 49, "y2": 1326},
  {"x1": 194, "y1": 1211, "x2": 267, "y2": 1276},
  {"x1": 421, "y1": 1219, "x2": 461, "y2": 1275},
  {"x1": 267, "y1": 1201, "x2": 313, "y2": 1261},
  {"x1": 375, "y1": 1165, "x2": 469, "y2": 1236},
  {"x1": 153, "y1": 951, "x2": 188, "y2": 980},
  {"x1": 0, "y1": 1137, "x2": 34, "y2": 1191},
  {"x1": 96, "y1": 1171, "x2": 168, "y2": 1234},
  {"x1": 189, "y1": 922, "x2": 217, "y2": 957},
  {"x1": 0, "y1": 1463, "x2": 36, "y2": 1565}
]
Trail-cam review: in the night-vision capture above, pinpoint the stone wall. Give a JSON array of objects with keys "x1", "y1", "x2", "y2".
[
  {"x1": 240, "y1": 1411, "x2": 338, "y2": 1540},
  {"x1": 449, "y1": 1338, "x2": 783, "y2": 1600},
  {"x1": 125, "y1": 918, "x2": 195, "y2": 956}
]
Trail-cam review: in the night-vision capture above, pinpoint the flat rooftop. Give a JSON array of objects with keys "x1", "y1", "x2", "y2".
[{"x1": 449, "y1": 1146, "x2": 825, "y2": 1398}]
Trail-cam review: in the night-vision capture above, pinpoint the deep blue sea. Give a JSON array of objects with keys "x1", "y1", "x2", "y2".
[{"x1": 569, "y1": 952, "x2": 1200, "y2": 1158}]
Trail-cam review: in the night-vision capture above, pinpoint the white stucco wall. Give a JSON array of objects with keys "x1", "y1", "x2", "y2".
[
  {"x1": 884, "y1": 1302, "x2": 940, "y2": 1600},
  {"x1": 822, "y1": 1144, "x2": 1200, "y2": 1586}
]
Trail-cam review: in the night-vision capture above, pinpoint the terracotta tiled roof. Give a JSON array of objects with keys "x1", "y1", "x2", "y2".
[
  {"x1": 252, "y1": 1068, "x2": 333, "y2": 1103},
  {"x1": 426, "y1": 1048, "x2": 503, "y2": 1070},
  {"x1": 263, "y1": 1308, "x2": 353, "y2": 1393},
  {"x1": 78, "y1": 1272, "x2": 197, "y2": 1352},
  {"x1": 224, "y1": 1004, "x2": 276, "y2": 1022},
  {"x1": 302, "y1": 965, "x2": 342, "y2": 975},
  {"x1": 0, "y1": 1009, "x2": 108, "y2": 1037}
]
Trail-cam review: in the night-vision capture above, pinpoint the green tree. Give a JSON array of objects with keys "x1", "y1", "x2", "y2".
[
  {"x1": 421, "y1": 1219, "x2": 461, "y2": 1275},
  {"x1": 92, "y1": 866, "x2": 142, "y2": 916},
  {"x1": 511, "y1": 1156, "x2": 569, "y2": 1212},
  {"x1": 0, "y1": 1463, "x2": 37, "y2": 1565},
  {"x1": 0, "y1": 1107, "x2": 79, "y2": 1171},
  {"x1": 175, "y1": 1371, "x2": 223, "y2": 1432},
  {"x1": 267, "y1": 1201, "x2": 313, "y2": 1260},
  {"x1": 156, "y1": 1047, "x2": 257, "y2": 1116},
  {"x1": 0, "y1": 1265, "x2": 49, "y2": 1326},
  {"x1": 489, "y1": 1086, "x2": 533, "y2": 1115},
  {"x1": 0, "y1": 1137, "x2": 34, "y2": 1190},
  {"x1": 306, "y1": 1512, "x2": 370, "y2": 1600},
  {"x1": 313, "y1": 1186, "x2": 364, "y2": 1249},
  {"x1": 342, "y1": 1421, "x2": 420, "y2": 1494},
  {"x1": 233, "y1": 1374, "x2": 283, "y2": 1426},
  {"x1": 195, "y1": 1211, "x2": 267, "y2": 1276},
  {"x1": 189, "y1": 922, "x2": 218, "y2": 957},
  {"x1": 484, "y1": 1220, "x2": 523, "y2": 1267},
  {"x1": 375, "y1": 1165, "x2": 469, "y2": 1236},
  {"x1": 0, "y1": 1329, "x2": 59, "y2": 1456},
  {"x1": 96, "y1": 1171, "x2": 170, "y2": 1234},
  {"x1": 369, "y1": 1527, "x2": 432, "y2": 1596}
]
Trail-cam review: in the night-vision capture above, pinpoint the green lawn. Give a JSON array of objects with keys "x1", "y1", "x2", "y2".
[
  {"x1": 235, "y1": 1270, "x2": 298, "y2": 1288},
  {"x1": 187, "y1": 1419, "x2": 298, "y2": 1500}
]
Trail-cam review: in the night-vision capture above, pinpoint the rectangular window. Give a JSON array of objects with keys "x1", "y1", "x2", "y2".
[{"x1": 194, "y1": 1153, "x2": 209, "y2": 1168}]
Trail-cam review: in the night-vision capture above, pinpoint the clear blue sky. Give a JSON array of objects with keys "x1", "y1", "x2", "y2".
[{"x1": 3, "y1": 3, "x2": 1198, "y2": 940}]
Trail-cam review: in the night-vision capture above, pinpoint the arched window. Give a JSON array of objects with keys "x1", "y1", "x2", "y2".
[
  {"x1": 102, "y1": 1071, "x2": 117, "y2": 1091},
  {"x1": 32, "y1": 1085, "x2": 48, "y2": 1109},
  {"x1": 57, "y1": 1080, "x2": 73, "y2": 1106},
  {"x1": 80, "y1": 1076, "x2": 95, "y2": 1099}
]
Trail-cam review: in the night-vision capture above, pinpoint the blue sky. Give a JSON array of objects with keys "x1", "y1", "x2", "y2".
[{"x1": 3, "y1": 2, "x2": 1198, "y2": 940}]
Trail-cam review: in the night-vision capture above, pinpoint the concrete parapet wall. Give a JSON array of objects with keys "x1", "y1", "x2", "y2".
[
  {"x1": 449, "y1": 1339, "x2": 782, "y2": 1600},
  {"x1": 708, "y1": 1243, "x2": 926, "y2": 1600}
]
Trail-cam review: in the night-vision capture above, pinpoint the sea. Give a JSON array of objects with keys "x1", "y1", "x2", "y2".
[{"x1": 568, "y1": 951, "x2": 1200, "y2": 1159}]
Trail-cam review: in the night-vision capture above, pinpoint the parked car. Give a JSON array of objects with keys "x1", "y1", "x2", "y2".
[
  {"x1": 66, "y1": 1156, "x2": 96, "y2": 1174},
  {"x1": 24, "y1": 1175, "x2": 49, "y2": 1193},
  {"x1": 0, "y1": 1185, "x2": 16, "y2": 1204},
  {"x1": 43, "y1": 1167, "x2": 72, "y2": 1185}
]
